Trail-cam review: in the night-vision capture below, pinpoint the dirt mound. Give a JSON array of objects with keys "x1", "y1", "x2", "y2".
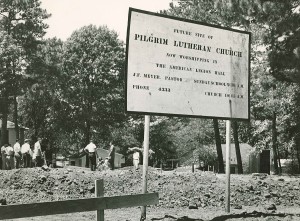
[{"x1": 1, "y1": 167, "x2": 300, "y2": 220}]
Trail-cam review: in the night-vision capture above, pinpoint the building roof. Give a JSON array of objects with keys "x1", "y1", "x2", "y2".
[
  {"x1": 179, "y1": 143, "x2": 254, "y2": 166},
  {"x1": 221, "y1": 143, "x2": 254, "y2": 164},
  {"x1": 69, "y1": 148, "x2": 124, "y2": 159},
  {"x1": 0, "y1": 120, "x2": 29, "y2": 130}
]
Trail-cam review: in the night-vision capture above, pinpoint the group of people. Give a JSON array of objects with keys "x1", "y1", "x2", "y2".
[
  {"x1": 0, "y1": 137, "x2": 52, "y2": 170},
  {"x1": 1, "y1": 136, "x2": 150, "y2": 172},
  {"x1": 96, "y1": 156, "x2": 112, "y2": 171},
  {"x1": 84, "y1": 139, "x2": 115, "y2": 171},
  {"x1": 84, "y1": 140, "x2": 142, "y2": 172}
]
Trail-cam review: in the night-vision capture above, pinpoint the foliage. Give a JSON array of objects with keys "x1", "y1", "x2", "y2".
[
  {"x1": 162, "y1": 1, "x2": 300, "y2": 173},
  {"x1": 162, "y1": 0, "x2": 247, "y2": 168},
  {"x1": 61, "y1": 25, "x2": 125, "y2": 153},
  {"x1": 0, "y1": 31, "x2": 25, "y2": 96},
  {"x1": 0, "y1": 0, "x2": 50, "y2": 94},
  {"x1": 164, "y1": 117, "x2": 218, "y2": 167},
  {"x1": 259, "y1": 0, "x2": 300, "y2": 171},
  {"x1": 0, "y1": 0, "x2": 50, "y2": 53},
  {"x1": 0, "y1": 0, "x2": 49, "y2": 145},
  {"x1": 2, "y1": 0, "x2": 300, "y2": 172},
  {"x1": 109, "y1": 116, "x2": 177, "y2": 166},
  {"x1": 19, "y1": 38, "x2": 64, "y2": 147},
  {"x1": 149, "y1": 117, "x2": 177, "y2": 165},
  {"x1": 264, "y1": 1, "x2": 300, "y2": 83}
]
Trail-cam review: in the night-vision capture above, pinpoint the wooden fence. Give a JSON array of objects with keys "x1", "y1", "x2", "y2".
[{"x1": 0, "y1": 179, "x2": 159, "y2": 221}]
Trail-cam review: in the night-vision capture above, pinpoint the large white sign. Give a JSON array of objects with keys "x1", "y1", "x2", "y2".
[{"x1": 126, "y1": 8, "x2": 250, "y2": 120}]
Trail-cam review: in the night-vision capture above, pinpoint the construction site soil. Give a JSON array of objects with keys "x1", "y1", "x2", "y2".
[{"x1": 1, "y1": 166, "x2": 300, "y2": 221}]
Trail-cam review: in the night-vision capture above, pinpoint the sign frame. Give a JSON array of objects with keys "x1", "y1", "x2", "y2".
[{"x1": 125, "y1": 8, "x2": 251, "y2": 121}]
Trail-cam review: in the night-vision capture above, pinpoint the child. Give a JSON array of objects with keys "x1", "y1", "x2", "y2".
[
  {"x1": 103, "y1": 157, "x2": 110, "y2": 170},
  {"x1": 97, "y1": 157, "x2": 104, "y2": 171}
]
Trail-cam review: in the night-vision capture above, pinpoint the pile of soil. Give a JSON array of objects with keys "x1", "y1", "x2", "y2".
[{"x1": 0, "y1": 166, "x2": 300, "y2": 220}]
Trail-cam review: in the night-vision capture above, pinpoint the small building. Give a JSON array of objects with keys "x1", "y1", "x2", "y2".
[
  {"x1": 221, "y1": 143, "x2": 255, "y2": 174},
  {"x1": 69, "y1": 148, "x2": 125, "y2": 168},
  {"x1": 221, "y1": 144, "x2": 271, "y2": 174},
  {"x1": 248, "y1": 149, "x2": 271, "y2": 174},
  {"x1": 183, "y1": 143, "x2": 270, "y2": 174},
  {"x1": 279, "y1": 159, "x2": 299, "y2": 174},
  {"x1": 0, "y1": 120, "x2": 28, "y2": 145},
  {"x1": 55, "y1": 154, "x2": 69, "y2": 168}
]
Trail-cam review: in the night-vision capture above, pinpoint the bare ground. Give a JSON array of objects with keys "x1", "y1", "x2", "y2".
[{"x1": 1, "y1": 166, "x2": 300, "y2": 221}]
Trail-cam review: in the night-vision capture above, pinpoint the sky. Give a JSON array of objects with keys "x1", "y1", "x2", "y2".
[{"x1": 41, "y1": 0, "x2": 173, "y2": 42}]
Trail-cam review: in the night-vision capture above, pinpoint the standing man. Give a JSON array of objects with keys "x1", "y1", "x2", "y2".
[
  {"x1": 133, "y1": 150, "x2": 140, "y2": 170},
  {"x1": 29, "y1": 145, "x2": 34, "y2": 168},
  {"x1": 108, "y1": 141, "x2": 115, "y2": 170},
  {"x1": 1, "y1": 144, "x2": 7, "y2": 170},
  {"x1": 5, "y1": 144, "x2": 14, "y2": 170},
  {"x1": 44, "y1": 141, "x2": 53, "y2": 167},
  {"x1": 33, "y1": 138, "x2": 42, "y2": 167},
  {"x1": 84, "y1": 139, "x2": 98, "y2": 171},
  {"x1": 13, "y1": 139, "x2": 21, "y2": 169},
  {"x1": 21, "y1": 139, "x2": 31, "y2": 168}
]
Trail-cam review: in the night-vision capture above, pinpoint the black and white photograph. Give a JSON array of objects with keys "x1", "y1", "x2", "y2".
[{"x1": 1, "y1": 0, "x2": 300, "y2": 220}]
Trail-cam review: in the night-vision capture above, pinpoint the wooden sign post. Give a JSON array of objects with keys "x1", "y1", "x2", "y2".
[
  {"x1": 225, "y1": 100, "x2": 232, "y2": 213},
  {"x1": 225, "y1": 119, "x2": 231, "y2": 213},
  {"x1": 95, "y1": 179, "x2": 104, "y2": 221},
  {"x1": 141, "y1": 115, "x2": 150, "y2": 220}
]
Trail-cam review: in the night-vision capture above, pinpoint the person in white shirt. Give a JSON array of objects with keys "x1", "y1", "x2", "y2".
[
  {"x1": 133, "y1": 151, "x2": 140, "y2": 170},
  {"x1": 33, "y1": 138, "x2": 42, "y2": 167},
  {"x1": 84, "y1": 139, "x2": 98, "y2": 171},
  {"x1": 128, "y1": 146, "x2": 142, "y2": 171},
  {"x1": 13, "y1": 139, "x2": 21, "y2": 169},
  {"x1": 5, "y1": 144, "x2": 14, "y2": 170},
  {"x1": 21, "y1": 139, "x2": 31, "y2": 168}
]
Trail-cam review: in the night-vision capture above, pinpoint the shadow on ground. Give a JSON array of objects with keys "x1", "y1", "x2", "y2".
[{"x1": 151, "y1": 211, "x2": 300, "y2": 221}]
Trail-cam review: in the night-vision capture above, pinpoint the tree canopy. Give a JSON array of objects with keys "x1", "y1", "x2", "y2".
[
  {"x1": 61, "y1": 25, "x2": 125, "y2": 153},
  {"x1": 1, "y1": 0, "x2": 300, "y2": 173}
]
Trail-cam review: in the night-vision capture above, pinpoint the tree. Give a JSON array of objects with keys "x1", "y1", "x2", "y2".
[
  {"x1": 213, "y1": 118, "x2": 225, "y2": 173},
  {"x1": 19, "y1": 38, "x2": 64, "y2": 147},
  {"x1": 0, "y1": 0, "x2": 50, "y2": 145},
  {"x1": 169, "y1": 118, "x2": 217, "y2": 167},
  {"x1": 0, "y1": 0, "x2": 50, "y2": 52},
  {"x1": 149, "y1": 117, "x2": 178, "y2": 166},
  {"x1": 0, "y1": 32, "x2": 23, "y2": 145},
  {"x1": 263, "y1": 1, "x2": 300, "y2": 171},
  {"x1": 62, "y1": 25, "x2": 125, "y2": 164},
  {"x1": 233, "y1": 121, "x2": 243, "y2": 174},
  {"x1": 264, "y1": 1, "x2": 300, "y2": 83},
  {"x1": 240, "y1": 0, "x2": 300, "y2": 172}
]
